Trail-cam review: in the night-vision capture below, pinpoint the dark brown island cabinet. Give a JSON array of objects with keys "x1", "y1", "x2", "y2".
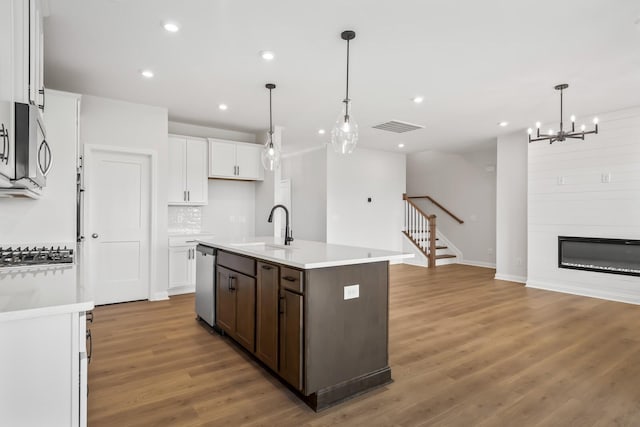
[{"x1": 213, "y1": 248, "x2": 391, "y2": 411}]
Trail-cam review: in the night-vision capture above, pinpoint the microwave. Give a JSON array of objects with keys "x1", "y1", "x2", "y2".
[{"x1": 0, "y1": 102, "x2": 51, "y2": 191}]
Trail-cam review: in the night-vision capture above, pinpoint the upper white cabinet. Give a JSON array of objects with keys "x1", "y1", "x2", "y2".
[
  {"x1": 208, "y1": 138, "x2": 263, "y2": 181},
  {"x1": 29, "y1": 0, "x2": 46, "y2": 109},
  {"x1": 0, "y1": 0, "x2": 44, "y2": 106},
  {"x1": 168, "y1": 135, "x2": 208, "y2": 205}
]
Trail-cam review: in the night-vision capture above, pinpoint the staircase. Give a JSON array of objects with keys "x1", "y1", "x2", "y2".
[{"x1": 402, "y1": 194, "x2": 462, "y2": 268}]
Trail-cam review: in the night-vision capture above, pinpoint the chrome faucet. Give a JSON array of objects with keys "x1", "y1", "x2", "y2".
[{"x1": 268, "y1": 204, "x2": 294, "y2": 246}]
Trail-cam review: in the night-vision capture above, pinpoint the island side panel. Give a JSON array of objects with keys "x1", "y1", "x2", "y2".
[{"x1": 304, "y1": 261, "x2": 390, "y2": 394}]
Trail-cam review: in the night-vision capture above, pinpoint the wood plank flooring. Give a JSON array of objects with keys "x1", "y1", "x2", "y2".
[{"x1": 88, "y1": 264, "x2": 640, "y2": 426}]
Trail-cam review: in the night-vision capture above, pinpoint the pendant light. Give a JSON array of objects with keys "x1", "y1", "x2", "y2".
[
  {"x1": 331, "y1": 30, "x2": 358, "y2": 154},
  {"x1": 261, "y1": 83, "x2": 280, "y2": 171},
  {"x1": 528, "y1": 84, "x2": 599, "y2": 144}
]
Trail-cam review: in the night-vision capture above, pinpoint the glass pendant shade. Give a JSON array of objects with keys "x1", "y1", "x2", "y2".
[
  {"x1": 261, "y1": 140, "x2": 280, "y2": 171},
  {"x1": 331, "y1": 101, "x2": 358, "y2": 154}
]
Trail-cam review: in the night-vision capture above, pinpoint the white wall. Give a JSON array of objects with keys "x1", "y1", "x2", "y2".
[
  {"x1": 0, "y1": 90, "x2": 78, "y2": 245},
  {"x1": 81, "y1": 95, "x2": 169, "y2": 300},
  {"x1": 496, "y1": 131, "x2": 528, "y2": 282},
  {"x1": 281, "y1": 147, "x2": 327, "y2": 242},
  {"x1": 326, "y1": 147, "x2": 406, "y2": 251},
  {"x1": 527, "y1": 106, "x2": 640, "y2": 304},
  {"x1": 406, "y1": 144, "x2": 497, "y2": 266},
  {"x1": 204, "y1": 181, "x2": 255, "y2": 239}
]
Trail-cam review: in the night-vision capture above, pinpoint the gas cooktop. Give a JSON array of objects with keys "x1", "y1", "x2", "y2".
[{"x1": 0, "y1": 246, "x2": 74, "y2": 267}]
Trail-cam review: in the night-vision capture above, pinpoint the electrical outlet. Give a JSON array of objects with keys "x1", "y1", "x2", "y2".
[
  {"x1": 344, "y1": 284, "x2": 360, "y2": 300},
  {"x1": 557, "y1": 176, "x2": 565, "y2": 185},
  {"x1": 601, "y1": 173, "x2": 611, "y2": 184}
]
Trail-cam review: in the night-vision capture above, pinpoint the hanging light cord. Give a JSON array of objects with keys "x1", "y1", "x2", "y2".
[
  {"x1": 559, "y1": 87, "x2": 564, "y2": 134},
  {"x1": 269, "y1": 87, "x2": 274, "y2": 145},
  {"x1": 344, "y1": 38, "x2": 351, "y2": 121}
]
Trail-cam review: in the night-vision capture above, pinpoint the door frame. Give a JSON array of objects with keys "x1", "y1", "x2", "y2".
[{"x1": 82, "y1": 144, "x2": 157, "y2": 302}]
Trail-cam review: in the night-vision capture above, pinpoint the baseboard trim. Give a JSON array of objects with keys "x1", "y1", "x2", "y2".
[
  {"x1": 150, "y1": 291, "x2": 169, "y2": 301},
  {"x1": 526, "y1": 280, "x2": 640, "y2": 306},
  {"x1": 459, "y1": 260, "x2": 496, "y2": 269},
  {"x1": 168, "y1": 286, "x2": 195, "y2": 296},
  {"x1": 494, "y1": 273, "x2": 527, "y2": 284}
]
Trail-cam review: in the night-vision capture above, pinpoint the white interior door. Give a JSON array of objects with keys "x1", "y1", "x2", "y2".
[{"x1": 86, "y1": 148, "x2": 151, "y2": 305}]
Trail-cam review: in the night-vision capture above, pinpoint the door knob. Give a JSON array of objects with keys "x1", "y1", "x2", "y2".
[{"x1": 91, "y1": 233, "x2": 99, "y2": 239}]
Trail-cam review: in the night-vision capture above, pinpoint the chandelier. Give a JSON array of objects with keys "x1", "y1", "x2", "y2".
[
  {"x1": 261, "y1": 83, "x2": 280, "y2": 171},
  {"x1": 528, "y1": 84, "x2": 599, "y2": 144}
]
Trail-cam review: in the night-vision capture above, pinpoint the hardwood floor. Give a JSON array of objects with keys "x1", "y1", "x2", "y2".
[{"x1": 88, "y1": 264, "x2": 640, "y2": 426}]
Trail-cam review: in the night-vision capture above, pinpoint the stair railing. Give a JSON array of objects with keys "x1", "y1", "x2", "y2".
[
  {"x1": 406, "y1": 194, "x2": 464, "y2": 224},
  {"x1": 403, "y1": 194, "x2": 437, "y2": 268}
]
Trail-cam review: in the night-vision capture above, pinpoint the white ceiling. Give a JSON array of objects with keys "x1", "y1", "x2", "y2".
[{"x1": 44, "y1": 0, "x2": 640, "y2": 153}]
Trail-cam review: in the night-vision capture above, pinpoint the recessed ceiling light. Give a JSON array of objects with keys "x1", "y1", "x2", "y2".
[
  {"x1": 412, "y1": 96, "x2": 424, "y2": 104},
  {"x1": 218, "y1": 104, "x2": 228, "y2": 111},
  {"x1": 261, "y1": 51, "x2": 275, "y2": 61},
  {"x1": 498, "y1": 121, "x2": 509, "y2": 127},
  {"x1": 398, "y1": 143, "x2": 405, "y2": 148},
  {"x1": 318, "y1": 129, "x2": 326, "y2": 135},
  {"x1": 141, "y1": 70, "x2": 154, "y2": 78},
  {"x1": 163, "y1": 22, "x2": 180, "y2": 33}
]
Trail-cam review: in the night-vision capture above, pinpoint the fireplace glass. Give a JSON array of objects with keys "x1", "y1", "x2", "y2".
[{"x1": 558, "y1": 236, "x2": 640, "y2": 277}]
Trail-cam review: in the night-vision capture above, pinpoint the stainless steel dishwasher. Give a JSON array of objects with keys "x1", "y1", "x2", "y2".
[{"x1": 195, "y1": 244, "x2": 216, "y2": 327}]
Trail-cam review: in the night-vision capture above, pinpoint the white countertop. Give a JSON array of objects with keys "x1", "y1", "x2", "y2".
[
  {"x1": 0, "y1": 264, "x2": 94, "y2": 322},
  {"x1": 168, "y1": 230, "x2": 214, "y2": 237},
  {"x1": 197, "y1": 236, "x2": 413, "y2": 269}
]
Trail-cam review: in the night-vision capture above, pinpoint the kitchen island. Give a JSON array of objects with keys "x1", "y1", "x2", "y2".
[{"x1": 197, "y1": 236, "x2": 412, "y2": 411}]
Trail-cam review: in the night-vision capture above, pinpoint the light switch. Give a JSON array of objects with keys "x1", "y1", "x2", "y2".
[
  {"x1": 344, "y1": 284, "x2": 360, "y2": 300},
  {"x1": 601, "y1": 173, "x2": 611, "y2": 184}
]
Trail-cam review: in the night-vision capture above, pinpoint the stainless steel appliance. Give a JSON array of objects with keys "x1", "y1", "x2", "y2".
[
  {"x1": 195, "y1": 244, "x2": 216, "y2": 327},
  {"x1": 0, "y1": 102, "x2": 51, "y2": 190}
]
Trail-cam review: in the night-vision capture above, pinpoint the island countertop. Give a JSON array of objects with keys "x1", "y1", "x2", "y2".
[{"x1": 197, "y1": 236, "x2": 413, "y2": 269}]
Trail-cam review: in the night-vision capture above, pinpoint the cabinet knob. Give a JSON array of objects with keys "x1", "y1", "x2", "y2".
[{"x1": 91, "y1": 233, "x2": 99, "y2": 239}]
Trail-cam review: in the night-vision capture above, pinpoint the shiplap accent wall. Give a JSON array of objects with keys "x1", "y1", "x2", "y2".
[{"x1": 527, "y1": 107, "x2": 640, "y2": 304}]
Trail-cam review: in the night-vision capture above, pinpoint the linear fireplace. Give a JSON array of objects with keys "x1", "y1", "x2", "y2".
[{"x1": 558, "y1": 236, "x2": 640, "y2": 277}]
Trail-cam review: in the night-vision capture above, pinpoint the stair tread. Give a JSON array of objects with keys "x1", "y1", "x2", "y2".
[
  {"x1": 435, "y1": 245, "x2": 448, "y2": 250},
  {"x1": 435, "y1": 254, "x2": 457, "y2": 259}
]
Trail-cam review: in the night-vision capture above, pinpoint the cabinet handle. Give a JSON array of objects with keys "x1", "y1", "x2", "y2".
[
  {"x1": 283, "y1": 276, "x2": 297, "y2": 282},
  {"x1": 0, "y1": 123, "x2": 8, "y2": 165},
  {"x1": 229, "y1": 276, "x2": 236, "y2": 291},
  {"x1": 189, "y1": 248, "x2": 193, "y2": 259},
  {"x1": 183, "y1": 190, "x2": 186, "y2": 201},
  {"x1": 188, "y1": 190, "x2": 190, "y2": 201},
  {"x1": 38, "y1": 87, "x2": 45, "y2": 111},
  {"x1": 86, "y1": 329, "x2": 93, "y2": 364},
  {"x1": 279, "y1": 296, "x2": 286, "y2": 314},
  {"x1": 261, "y1": 265, "x2": 272, "y2": 270}
]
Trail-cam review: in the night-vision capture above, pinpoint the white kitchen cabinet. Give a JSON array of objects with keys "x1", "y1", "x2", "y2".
[
  {"x1": 168, "y1": 135, "x2": 208, "y2": 205},
  {"x1": 0, "y1": 310, "x2": 88, "y2": 426},
  {"x1": 0, "y1": 0, "x2": 44, "y2": 105},
  {"x1": 168, "y1": 233, "x2": 214, "y2": 295},
  {"x1": 169, "y1": 245, "x2": 195, "y2": 289},
  {"x1": 29, "y1": 0, "x2": 46, "y2": 109},
  {"x1": 208, "y1": 138, "x2": 264, "y2": 181}
]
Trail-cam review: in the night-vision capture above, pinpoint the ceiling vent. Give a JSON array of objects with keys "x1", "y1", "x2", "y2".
[{"x1": 372, "y1": 120, "x2": 425, "y2": 133}]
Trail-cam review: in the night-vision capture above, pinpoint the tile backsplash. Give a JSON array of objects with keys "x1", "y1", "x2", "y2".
[{"x1": 168, "y1": 206, "x2": 202, "y2": 232}]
